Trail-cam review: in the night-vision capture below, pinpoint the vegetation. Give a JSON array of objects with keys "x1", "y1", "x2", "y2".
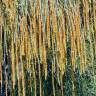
[{"x1": 0, "y1": 0, "x2": 96, "y2": 96}]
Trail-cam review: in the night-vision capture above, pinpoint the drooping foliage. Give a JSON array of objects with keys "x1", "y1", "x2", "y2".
[{"x1": 0, "y1": 0, "x2": 96, "y2": 96}]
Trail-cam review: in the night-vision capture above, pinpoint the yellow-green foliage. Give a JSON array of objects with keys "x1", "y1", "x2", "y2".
[{"x1": 0, "y1": 0, "x2": 96, "y2": 96}]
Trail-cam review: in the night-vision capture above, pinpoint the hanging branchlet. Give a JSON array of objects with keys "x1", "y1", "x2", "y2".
[{"x1": 0, "y1": 0, "x2": 96, "y2": 96}]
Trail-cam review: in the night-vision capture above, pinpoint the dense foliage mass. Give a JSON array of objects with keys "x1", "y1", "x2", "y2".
[{"x1": 0, "y1": 0, "x2": 96, "y2": 96}]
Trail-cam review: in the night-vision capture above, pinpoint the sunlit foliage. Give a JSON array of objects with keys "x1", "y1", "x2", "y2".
[{"x1": 0, "y1": 0, "x2": 96, "y2": 96}]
